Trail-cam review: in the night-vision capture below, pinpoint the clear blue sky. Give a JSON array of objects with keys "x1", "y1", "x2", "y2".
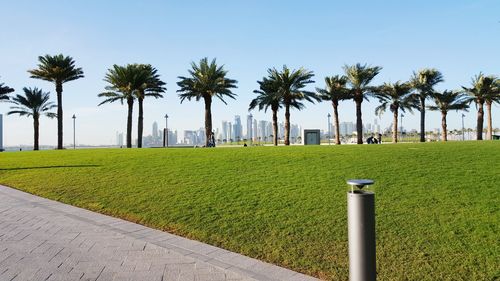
[{"x1": 1, "y1": 0, "x2": 499, "y2": 146}]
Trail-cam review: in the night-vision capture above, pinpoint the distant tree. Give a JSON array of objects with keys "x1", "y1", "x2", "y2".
[
  {"x1": 344, "y1": 63, "x2": 382, "y2": 144},
  {"x1": 8, "y1": 87, "x2": 56, "y2": 150},
  {"x1": 374, "y1": 81, "x2": 415, "y2": 143},
  {"x1": 98, "y1": 64, "x2": 137, "y2": 148},
  {"x1": 133, "y1": 64, "x2": 166, "y2": 148},
  {"x1": 177, "y1": 58, "x2": 238, "y2": 147},
  {"x1": 28, "y1": 54, "x2": 84, "y2": 149},
  {"x1": 410, "y1": 68, "x2": 444, "y2": 142},
  {"x1": 428, "y1": 90, "x2": 469, "y2": 141},
  {"x1": 462, "y1": 73, "x2": 497, "y2": 140},
  {"x1": 268, "y1": 66, "x2": 317, "y2": 145},
  {"x1": 249, "y1": 77, "x2": 281, "y2": 146},
  {"x1": 317, "y1": 75, "x2": 349, "y2": 145},
  {"x1": 0, "y1": 79, "x2": 15, "y2": 101}
]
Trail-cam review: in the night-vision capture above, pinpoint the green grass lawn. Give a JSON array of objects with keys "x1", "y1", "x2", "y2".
[{"x1": 0, "y1": 142, "x2": 498, "y2": 280}]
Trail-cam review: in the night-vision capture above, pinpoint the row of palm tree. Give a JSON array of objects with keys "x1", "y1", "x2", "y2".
[{"x1": 1, "y1": 55, "x2": 499, "y2": 149}]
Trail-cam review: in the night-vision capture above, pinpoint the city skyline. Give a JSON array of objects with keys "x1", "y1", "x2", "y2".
[{"x1": 1, "y1": 1, "x2": 499, "y2": 146}]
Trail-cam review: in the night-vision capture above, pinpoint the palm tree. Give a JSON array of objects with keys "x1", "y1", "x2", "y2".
[
  {"x1": 0, "y1": 79, "x2": 15, "y2": 101},
  {"x1": 268, "y1": 66, "x2": 317, "y2": 145},
  {"x1": 8, "y1": 87, "x2": 56, "y2": 150},
  {"x1": 317, "y1": 75, "x2": 349, "y2": 145},
  {"x1": 374, "y1": 81, "x2": 415, "y2": 143},
  {"x1": 410, "y1": 69, "x2": 444, "y2": 142},
  {"x1": 28, "y1": 54, "x2": 84, "y2": 149},
  {"x1": 428, "y1": 90, "x2": 469, "y2": 141},
  {"x1": 98, "y1": 64, "x2": 136, "y2": 148},
  {"x1": 344, "y1": 63, "x2": 382, "y2": 144},
  {"x1": 249, "y1": 77, "x2": 281, "y2": 146},
  {"x1": 484, "y1": 79, "x2": 500, "y2": 140},
  {"x1": 133, "y1": 64, "x2": 166, "y2": 148},
  {"x1": 462, "y1": 73, "x2": 497, "y2": 140},
  {"x1": 177, "y1": 58, "x2": 238, "y2": 147}
]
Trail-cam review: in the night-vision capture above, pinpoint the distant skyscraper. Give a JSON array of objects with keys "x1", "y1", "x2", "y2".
[
  {"x1": 246, "y1": 114, "x2": 253, "y2": 141},
  {"x1": 234, "y1": 115, "x2": 242, "y2": 141},
  {"x1": 152, "y1": 121, "x2": 158, "y2": 140},
  {"x1": 221, "y1": 121, "x2": 228, "y2": 141},
  {"x1": 339, "y1": 122, "x2": 355, "y2": 136},
  {"x1": 253, "y1": 119, "x2": 258, "y2": 142},
  {"x1": 116, "y1": 132, "x2": 124, "y2": 146}
]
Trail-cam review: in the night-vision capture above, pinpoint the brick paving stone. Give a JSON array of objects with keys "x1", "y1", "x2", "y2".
[{"x1": 0, "y1": 185, "x2": 319, "y2": 281}]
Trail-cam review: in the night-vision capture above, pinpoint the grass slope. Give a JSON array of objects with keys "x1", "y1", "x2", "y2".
[{"x1": 0, "y1": 142, "x2": 498, "y2": 280}]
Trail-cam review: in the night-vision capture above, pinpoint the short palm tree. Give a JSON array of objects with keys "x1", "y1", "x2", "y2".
[
  {"x1": 317, "y1": 75, "x2": 349, "y2": 145},
  {"x1": 462, "y1": 73, "x2": 497, "y2": 140},
  {"x1": 374, "y1": 81, "x2": 415, "y2": 143},
  {"x1": 428, "y1": 90, "x2": 469, "y2": 141},
  {"x1": 268, "y1": 66, "x2": 317, "y2": 145},
  {"x1": 249, "y1": 77, "x2": 281, "y2": 146},
  {"x1": 410, "y1": 68, "x2": 444, "y2": 142},
  {"x1": 8, "y1": 87, "x2": 56, "y2": 150},
  {"x1": 344, "y1": 63, "x2": 382, "y2": 144},
  {"x1": 0, "y1": 79, "x2": 15, "y2": 101},
  {"x1": 133, "y1": 64, "x2": 166, "y2": 148},
  {"x1": 28, "y1": 54, "x2": 84, "y2": 149},
  {"x1": 98, "y1": 64, "x2": 136, "y2": 148},
  {"x1": 484, "y1": 79, "x2": 500, "y2": 140},
  {"x1": 177, "y1": 58, "x2": 238, "y2": 147}
]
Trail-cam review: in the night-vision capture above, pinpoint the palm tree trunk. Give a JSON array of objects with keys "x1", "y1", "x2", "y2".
[
  {"x1": 33, "y1": 116, "x2": 39, "y2": 151},
  {"x1": 284, "y1": 104, "x2": 290, "y2": 145},
  {"x1": 419, "y1": 96, "x2": 425, "y2": 143},
  {"x1": 477, "y1": 101, "x2": 484, "y2": 140},
  {"x1": 204, "y1": 96, "x2": 212, "y2": 147},
  {"x1": 333, "y1": 102, "x2": 341, "y2": 145},
  {"x1": 441, "y1": 111, "x2": 448, "y2": 141},
  {"x1": 126, "y1": 98, "x2": 133, "y2": 148},
  {"x1": 137, "y1": 97, "x2": 144, "y2": 148},
  {"x1": 392, "y1": 109, "x2": 398, "y2": 143},
  {"x1": 355, "y1": 98, "x2": 363, "y2": 144},
  {"x1": 486, "y1": 101, "x2": 492, "y2": 140},
  {"x1": 272, "y1": 109, "x2": 278, "y2": 146},
  {"x1": 56, "y1": 82, "x2": 63, "y2": 149}
]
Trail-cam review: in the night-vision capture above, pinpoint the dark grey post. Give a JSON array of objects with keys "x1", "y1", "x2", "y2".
[{"x1": 347, "y1": 179, "x2": 376, "y2": 281}]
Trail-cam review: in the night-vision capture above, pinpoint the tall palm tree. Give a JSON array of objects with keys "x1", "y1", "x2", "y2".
[
  {"x1": 98, "y1": 64, "x2": 136, "y2": 148},
  {"x1": 177, "y1": 58, "x2": 238, "y2": 147},
  {"x1": 410, "y1": 68, "x2": 444, "y2": 142},
  {"x1": 317, "y1": 75, "x2": 349, "y2": 145},
  {"x1": 268, "y1": 66, "x2": 317, "y2": 145},
  {"x1": 0, "y1": 79, "x2": 15, "y2": 101},
  {"x1": 428, "y1": 90, "x2": 469, "y2": 141},
  {"x1": 374, "y1": 81, "x2": 415, "y2": 143},
  {"x1": 484, "y1": 79, "x2": 500, "y2": 140},
  {"x1": 133, "y1": 64, "x2": 166, "y2": 148},
  {"x1": 8, "y1": 87, "x2": 56, "y2": 150},
  {"x1": 249, "y1": 77, "x2": 281, "y2": 146},
  {"x1": 344, "y1": 63, "x2": 382, "y2": 144},
  {"x1": 462, "y1": 73, "x2": 497, "y2": 140},
  {"x1": 28, "y1": 54, "x2": 84, "y2": 149}
]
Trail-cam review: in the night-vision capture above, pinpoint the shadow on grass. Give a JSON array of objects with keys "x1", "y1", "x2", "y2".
[{"x1": 0, "y1": 164, "x2": 100, "y2": 171}]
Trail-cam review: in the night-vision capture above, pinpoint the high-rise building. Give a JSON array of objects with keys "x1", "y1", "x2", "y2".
[
  {"x1": 253, "y1": 119, "x2": 258, "y2": 142},
  {"x1": 258, "y1": 120, "x2": 267, "y2": 141},
  {"x1": 246, "y1": 114, "x2": 253, "y2": 142},
  {"x1": 116, "y1": 132, "x2": 124, "y2": 146},
  {"x1": 339, "y1": 122, "x2": 355, "y2": 136},
  {"x1": 221, "y1": 121, "x2": 228, "y2": 142},
  {"x1": 233, "y1": 115, "x2": 242, "y2": 141},
  {"x1": 152, "y1": 121, "x2": 158, "y2": 140}
]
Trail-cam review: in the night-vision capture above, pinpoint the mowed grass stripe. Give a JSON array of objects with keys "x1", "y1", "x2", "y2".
[{"x1": 0, "y1": 142, "x2": 498, "y2": 280}]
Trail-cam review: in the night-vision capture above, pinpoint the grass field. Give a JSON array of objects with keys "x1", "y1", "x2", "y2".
[{"x1": 0, "y1": 142, "x2": 498, "y2": 280}]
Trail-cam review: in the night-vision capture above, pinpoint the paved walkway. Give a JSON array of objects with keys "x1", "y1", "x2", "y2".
[{"x1": 0, "y1": 185, "x2": 318, "y2": 281}]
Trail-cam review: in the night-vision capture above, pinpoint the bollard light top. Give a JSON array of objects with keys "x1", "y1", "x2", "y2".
[{"x1": 346, "y1": 179, "x2": 374, "y2": 189}]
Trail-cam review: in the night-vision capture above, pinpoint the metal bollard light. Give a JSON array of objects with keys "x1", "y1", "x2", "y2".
[{"x1": 347, "y1": 179, "x2": 376, "y2": 281}]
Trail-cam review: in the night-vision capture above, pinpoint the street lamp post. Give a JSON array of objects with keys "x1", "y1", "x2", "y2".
[
  {"x1": 461, "y1": 113, "x2": 465, "y2": 141},
  {"x1": 164, "y1": 114, "x2": 169, "y2": 147},
  {"x1": 72, "y1": 114, "x2": 76, "y2": 149},
  {"x1": 249, "y1": 113, "x2": 253, "y2": 145},
  {"x1": 327, "y1": 113, "x2": 331, "y2": 145}
]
